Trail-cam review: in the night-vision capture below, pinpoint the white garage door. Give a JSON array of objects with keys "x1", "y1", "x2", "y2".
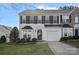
[{"x1": 47, "y1": 30, "x2": 61, "y2": 41}]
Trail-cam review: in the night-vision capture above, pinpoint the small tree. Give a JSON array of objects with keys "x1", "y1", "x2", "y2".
[
  {"x1": 10, "y1": 27, "x2": 19, "y2": 42},
  {"x1": 0, "y1": 35, "x2": 6, "y2": 43}
]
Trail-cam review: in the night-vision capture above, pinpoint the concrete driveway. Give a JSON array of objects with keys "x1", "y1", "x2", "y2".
[{"x1": 48, "y1": 41, "x2": 79, "y2": 55}]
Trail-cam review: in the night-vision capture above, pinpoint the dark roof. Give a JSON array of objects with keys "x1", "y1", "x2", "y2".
[
  {"x1": 44, "y1": 24, "x2": 62, "y2": 27},
  {"x1": 22, "y1": 26, "x2": 33, "y2": 29},
  {"x1": 62, "y1": 24, "x2": 72, "y2": 27}
]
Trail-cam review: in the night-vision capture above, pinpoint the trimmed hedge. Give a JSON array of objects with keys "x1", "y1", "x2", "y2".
[
  {"x1": 32, "y1": 38, "x2": 37, "y2": 42},
  {"x1": 60, "y1": 36, "x2": 79, "y2": 42}
]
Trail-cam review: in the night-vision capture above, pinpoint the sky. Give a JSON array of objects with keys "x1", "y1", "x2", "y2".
[{"x1": 0, "y1": 3, "x2": 79, "y2": 28}]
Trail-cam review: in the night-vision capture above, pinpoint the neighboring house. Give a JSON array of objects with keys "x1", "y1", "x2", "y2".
[
  {"x1": 19, "y1": 8, "x2": 79, "y2": 41},
  {"x1": 0, "y1": 25, "x2": 11, "y2": 42}
]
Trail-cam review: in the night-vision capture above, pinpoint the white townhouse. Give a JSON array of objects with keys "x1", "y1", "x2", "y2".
[{"x1": 19, "y1": 8, "x2": 79, "y2": 41}]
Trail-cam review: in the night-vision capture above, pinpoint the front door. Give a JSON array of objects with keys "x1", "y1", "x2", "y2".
[
  {"x1": 23, "y1": 34, "x2": 27, "y2": 39},
  {"x1": 75, "y1": 29, "x2": 78, "y2": 37},
  {"x1": 37, "y1": 29, "x2": 42, "y2": 40}
]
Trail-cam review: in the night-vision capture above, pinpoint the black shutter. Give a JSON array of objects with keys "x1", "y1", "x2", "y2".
[
  {"x1": 29, "y1": 16, "x2": 30, "y2": 23},
  {"x1": 44, "y1": 16, "x2": 45, "y2": 24},
  {"x1": 26, "y1": 16, "x2": 27, "y2": 24},
  {"x1": 36, "y1": 16, "x2": 37, "y2": 24},
  {"x1": 57, "y1": 16, "x2": 59, "y2": 23},
  {"x1": 69, "y1": 15, "x2": 71, "y2": 23},
  {"x1": 42, "y1": 16, "x2": 43, "y2": 24},
  {"x1": 52, "y1": 16, "x2": 53, "y2": 23},
  {"x1": 34, "y1": 16, "x2": 36, "y2": 24},
  {"x1": 20, "y1": 16, "x2": 22, "y2": 24},
  {"x1": 60, "y1": 15, "x2": 62, "y2": 23},
  {"x1": 49, "y1": 16, "x2": 51, "y2": 23}
]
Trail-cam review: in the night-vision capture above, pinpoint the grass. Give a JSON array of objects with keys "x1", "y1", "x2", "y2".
[
  {"x1": 0, "y1": 43, "x2": 53, "y2": 55},
  {"x1": 62, "y1": 40, "x2": 79, "y2": 48}
]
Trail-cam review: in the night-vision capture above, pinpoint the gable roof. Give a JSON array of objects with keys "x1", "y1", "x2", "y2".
[
  {"x1": 62, "y1": 24, "x2": 73, "y2": 28},
  {"x1": 19, "y1": 8, "x2": 79, "y2": 16}
]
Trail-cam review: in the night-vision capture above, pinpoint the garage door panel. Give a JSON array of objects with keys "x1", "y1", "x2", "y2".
[{"x1": 47, "y1": 30, "x2": 61, "y2": 41}]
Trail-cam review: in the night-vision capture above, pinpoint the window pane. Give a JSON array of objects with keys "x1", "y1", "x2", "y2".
[
  {"x1": 20, "y1": 16, "x2": 22, "y2": 24},
  {"x1": 62, "y1": 16, "x2": 69, "y2": 23},
  {"x1": 34, "y1": 16, "x2": 38, "y2": 24},
  {"x1": 75, "y1": 17, "x2": 78, "y2": 23},
  {"x1": 42, "y1": 16, "x2": 45, "y2": 24},
  {"x1": 49, "y1": 16, "x2": 53, "y2": 24},
  {"x1": 26, "y1": 16, "x2": 30, "y2": 24},
  {"x1": 53, "y1": 16, "x2": 57, "y2": 24}
]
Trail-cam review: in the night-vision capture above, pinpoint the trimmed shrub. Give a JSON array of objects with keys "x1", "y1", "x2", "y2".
[
  {"x1": 60, "y1": 37, "x2": 68, "y2": 42},
  {"x1": 0, "y1": 35, "x2": 6, "y2": 43},
  {"x1": 26, "y1": 35, "x2": 31, "y2": 42},
  {"x1": 60, "y1": 36, "x2": 75, "y2": 42},
  {"x1": 32, "y1": 38, "x2": 37, "y2": 42},
  {"x1": 26, "y1": 38, "x2": 31, "y2": 42},
  {"x1": 73, "y1": 36, "x2": 79, "y2": 39},
  {"x1": 20, "y1": 38, "x2": 26, "y2": 43}
]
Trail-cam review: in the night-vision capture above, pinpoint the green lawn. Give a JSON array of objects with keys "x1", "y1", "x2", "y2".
[
  {"x1": 63, "y1": 40, "x2": 79, "y2": 48},
  {"x1": 0, "y1": 43, "x2": 53, "y2": 55}
]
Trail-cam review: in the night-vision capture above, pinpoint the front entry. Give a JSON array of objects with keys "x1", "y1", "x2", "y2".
[
  {"x1": 37, "y1": 29, "x2": 42, "y2": 40},
  {"x1": 75, "y1": 29, "x2": 78, "y2": 37}
]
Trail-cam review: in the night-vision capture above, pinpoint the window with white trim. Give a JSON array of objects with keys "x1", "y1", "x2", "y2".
[
  {"x1": 62, "y1": 16, "x2": 69, "y2": 23},
  {"x1": 53, "y1": 16, "x2": 57, "y2": 24},
  {"x1": 75, "y1": 16, "x2": 78, "y2": 23}
]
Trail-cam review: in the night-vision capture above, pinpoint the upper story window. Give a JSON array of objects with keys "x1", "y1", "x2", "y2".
[
  {"x1": 20, "y1": 16, "x2": 22, "y2": 24},
  {"x1": 49, "y1": 16, "x2": 59, "y2": 24},
  {"x1": 49, "y1": 16, "x2": 53, "y2": 24},
  {"x1": 38, "y1": 16, "x2": 42, "y2": 23},
  {"x1": 34, "y1": 16, "x2": 38, "y2": 24},
  {"x1": 53, "y1": 16, "x2": 59, "y2": 24},
  {"x1": 62, "y1": 16, "x2": 69, "y2": 23},
  {"x1": 75, "y1": 16, "x2": 78, "y2": 23},
  {"x1": 26, "y1": 16, "x2": 30, "y2": 24},
  {"x1": 30, "y1": 16, "x2": 33, "y2": 23},
  {"x1": 42, "y1": 16, "x2": 45, "y2": 24}
]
